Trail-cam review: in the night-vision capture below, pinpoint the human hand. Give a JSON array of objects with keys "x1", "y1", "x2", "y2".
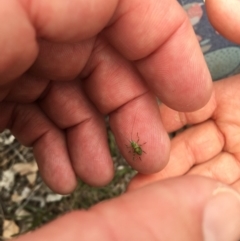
[
  {"x1": 128, "y1": 0, "x2": 240, "y2": 191},
  {"x1": 130, "y1": 74, "x2": 240, "y2": 192},
  {"x1": 12, "y1": 176, "x2": 240, "y2": 241},
  {"x1": 0, "y1": 0, "x2": 211, "y2": 193}
]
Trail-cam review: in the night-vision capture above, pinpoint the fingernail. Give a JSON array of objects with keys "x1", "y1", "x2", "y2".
[{"x1": 203, "y1": 186, "x2": 240, "y2": 241}]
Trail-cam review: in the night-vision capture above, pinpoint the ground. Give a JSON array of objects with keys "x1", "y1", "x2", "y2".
[{"x1": 0, "y1": 125, "x2": 136, "y2": 240}]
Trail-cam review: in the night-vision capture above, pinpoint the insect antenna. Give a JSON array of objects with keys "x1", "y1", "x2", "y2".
[{"x1": 130, "y1": 109, "x2": 138, "y2": 141}]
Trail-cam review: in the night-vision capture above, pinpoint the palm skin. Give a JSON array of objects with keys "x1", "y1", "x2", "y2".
[
  {"x1": 7, "y1": 0, "x2": 240, "y2": 240},
  {"x1": 130, "y1": 74, "x2": 240, "y2": 192},
  {"x1": 0, "y1": 0, "x2": 213, "y2": 195},
  {"x1": 129, "y1": 0, "x2": 240, "y2": 192}
]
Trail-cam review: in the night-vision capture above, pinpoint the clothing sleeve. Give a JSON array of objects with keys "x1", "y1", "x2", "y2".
[{"x1": 178, "y1": 0, "x2": 240, "y2": 80}]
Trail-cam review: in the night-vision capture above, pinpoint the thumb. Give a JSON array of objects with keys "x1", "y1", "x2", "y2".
[
  {"x1": 205, "y1": 0, "x2": 240, "y2": 44},
  {"x1": 202, "y1": 185, "x2": 240, "y2": 241},
  {"x1": 13, "y1": 176, "x2": 240, "y2": 241}
]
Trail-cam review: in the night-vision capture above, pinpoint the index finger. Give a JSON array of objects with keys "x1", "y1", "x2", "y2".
[{"x1": 104, "y1": 0, "x2": 212, "y2": 111}]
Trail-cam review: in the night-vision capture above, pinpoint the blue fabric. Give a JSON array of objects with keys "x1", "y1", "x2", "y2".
[{"x1": 178, "y1": 0, "x2": 240, "y2": 80}]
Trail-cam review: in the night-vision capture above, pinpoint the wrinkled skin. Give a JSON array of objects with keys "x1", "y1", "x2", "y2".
[
  {"x1": 0, "y1": 0, "x2": 211, "y2": 193},
  {"x1": 5, "y1": 0, "x2": 240, "y2": 240}
]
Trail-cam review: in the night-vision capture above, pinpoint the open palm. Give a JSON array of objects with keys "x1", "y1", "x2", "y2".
[{"x1": 130, "y1": 75, "x2": 240, "y2": 192}]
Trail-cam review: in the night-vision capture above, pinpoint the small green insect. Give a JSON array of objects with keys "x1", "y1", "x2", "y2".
[
  {"x1": 126, "y1": 132, "x2": 146, "y2": 161},
  {"x1": 126, "y1": 112, "x2": 146, "y2": 161}
]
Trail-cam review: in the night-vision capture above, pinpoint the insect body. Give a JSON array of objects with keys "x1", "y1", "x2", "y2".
[
  {"x1": 131, "y1": 141, "x2": 143, "y2": 155},
  {"x1": 127, "y1": 132, "x2": 146, "y2": 161},
  {"x1": 125, "y1": 110, "x2": 147, "y2": 161}
]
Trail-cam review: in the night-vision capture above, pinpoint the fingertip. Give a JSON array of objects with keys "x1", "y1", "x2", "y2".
[
  {"x1": 159, "y1": 85, "x2": 216, "y2": 132},
  {"x1": 67, "y1": 121, "x2": 115, "y2": 187},
  {"x1": 110, "y1": 93, "x2": 170, "y2": 175},
  {"x1": 130, "y1": 133, "x2": 170, "y2": 175},
  {"x1": 205, "y1": 0, "x2": 240, "y2": 44},
  {"x1": 203, "y1": 186, "x2": 240, "y2": 241},
  {"x1": 33, "y1": 132, "x2": 78, "y2": 195},
  {"x1": 183, "y1": 73, "x2": 213, "y2": 112},
  {"x1": 136, "y1": 18, "x2": 213, "y2": 112},
  {"x1": 44, "y1": 173, "x2": 78, "y2": 195},
  {"x1": 77, "y1": 162, "x2": 115, "y2": 187}
]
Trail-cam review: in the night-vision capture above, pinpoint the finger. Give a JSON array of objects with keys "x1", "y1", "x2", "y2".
[
  {"x1": 160, "y1": 76, "x2": 236, "y2": 133},
  {"x1": 232, "y1": 179, "x2": 240, "y2": 193},
  {"x1": 2, "y1": 0, "x2": 212, "y2": 115},
  {"x1": 104, "y1": 0, "x2": 212, "y2": 111},
  {"x1": 128, "y1": 120, "x2": 224, "y2": 190},
  {"x1": 82, "y1": 37, "x2": 148, "y2": 114},
  {"x1": 161, "y1": 75, "x2": 240, "y2": 133},
  {"x1": 5, "y1": 74, "x2": 49, "y2": 103},
  {"x1": 205, "y1": 0, "x2": 240, "y2": 44},
  {"x1": 20, "y1": 0, "x2": 118, "y2": 42},
  {"x1": 110, "y1": 93, "x2": 170, "y2": 174},
  {"x1": 187, "y1": 152, "x2": 240, "y2": 185},
  {"x1": 2, "y1": 102, "x2": 77, "y2": 194},
  {"x1": 0, "y1": 82, "x2": 13, "y2": 102},
  {"x1": 159, "y1": 90, "x2": 217, "y2": 132},
  {"x1": 0, "y1": 0, "x2": 37, "y2": 84},
  {"x1": 0, "y1": 0, "x2": 117, "y2": 84},
  {"x1": 39, "y1": 81, "x2": 114, "y2": 186},
  {"x1": 81, "y1": 38, "x2": 170, "y2": 173},
  {"x1": 28, "y1": 39, "x2": 95, "y2": 81},
  {"x1": 12, "y1": 176, "x2": 240, "y2": 241}
]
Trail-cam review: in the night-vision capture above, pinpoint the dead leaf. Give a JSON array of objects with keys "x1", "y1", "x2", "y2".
[
  {"x1": 12, "y1": 162, "x2": 38, "y2": 176},
  {"x1": 26, "y1": 173, "x2": 37, "y2": 185},
  {"x1": 11, "y1": 192, "x2": 23, "y2": 203},
  {"x1": 3, "y1": 220, "x2": 19, "y2": 239}
]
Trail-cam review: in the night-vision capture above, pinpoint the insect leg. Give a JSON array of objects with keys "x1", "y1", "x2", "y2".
[
  {"x1": 137, "y1": 133, "x2": 140, "y2": 143},
  {"x1": 132, "y1": 152, "x2": 136, "y2": 161}
]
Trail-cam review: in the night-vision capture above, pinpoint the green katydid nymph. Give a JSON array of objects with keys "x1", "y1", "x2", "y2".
[{"x1": 126, "y1": 112, "x2": 146, "y2": 161}]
